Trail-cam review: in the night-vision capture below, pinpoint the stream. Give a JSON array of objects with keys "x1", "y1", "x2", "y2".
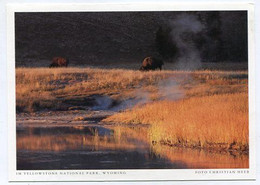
[{"x1": 16, "y1": 115, "x2": 249, "y2": 170}]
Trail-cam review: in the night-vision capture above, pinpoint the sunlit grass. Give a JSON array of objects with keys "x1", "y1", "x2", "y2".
[
  {"x1": 16, "y1": 67, "x2": 168, "y2": 112},
  {"x1": 16, "y1": 67, "x2": 247, "y2": 112},
  {"x1": 105, "y1": 93, "x2": 248, "y2": 151}
]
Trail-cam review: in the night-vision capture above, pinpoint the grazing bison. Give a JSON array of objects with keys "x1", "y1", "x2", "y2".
[
  {"x1": 49, "y1": 57, "x2": 69, "y2": 68},
  {"x1": 139, "y1": 57, "x2": 164, "y2": 71}
]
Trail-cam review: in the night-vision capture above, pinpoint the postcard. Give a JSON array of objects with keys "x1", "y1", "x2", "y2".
[{"x1": 7, "y1": 2, "x2": 256, "y2": 182}]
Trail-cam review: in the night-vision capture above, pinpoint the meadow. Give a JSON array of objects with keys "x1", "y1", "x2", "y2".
[{"x1": 16, "y1": 66, "x2": 248, "y2": 153}]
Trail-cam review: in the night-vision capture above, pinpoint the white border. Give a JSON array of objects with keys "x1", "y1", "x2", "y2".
[{"x1": 7, "y1": 2, "x2": 256, "y2": 182}]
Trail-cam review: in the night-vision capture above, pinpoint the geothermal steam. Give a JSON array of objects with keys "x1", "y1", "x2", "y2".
[
  {"x1": 158, "y1": 78, "x2": 184, "y2": 101},
  {"x1": 93, "y1": 14, "x2": 203, "y2": 111},
  {"x1": 92, "y1": 80, "x2": 184, "y2": 112},
  {"x1": 91, "y1": 90, "x2": 152, "y2": 111},
  {"x1": 170, "y1": 13, "x2": 204, "y2": 70}
]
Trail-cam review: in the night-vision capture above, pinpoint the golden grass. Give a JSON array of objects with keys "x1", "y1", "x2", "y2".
[
  {"x1": 104, "y1": 92, "x2": 248, "y2": 151},
  {"x1": 16, "y1": 67, "x2": 169, "y2": 112},
  {"x1": 16, "y1": 67, "x2": 247, "y2": 112}
]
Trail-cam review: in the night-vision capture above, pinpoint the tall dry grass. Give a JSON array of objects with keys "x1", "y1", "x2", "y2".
[
  {"x1": 16, "y1": 67, "x2": 169, "y2": 112},
  {"x1": 16, "y1": 67, "x2": 247, "y2": 112},
  {"x1": 104, "y1": 93, "x2": 248, "y2": 151}
]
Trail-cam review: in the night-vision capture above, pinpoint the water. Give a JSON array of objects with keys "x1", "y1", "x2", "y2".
[{"x1": 16, "y1": 125, "x2": 248, "y2": 170}]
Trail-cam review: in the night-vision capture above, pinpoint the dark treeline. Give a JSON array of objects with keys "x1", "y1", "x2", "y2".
[
  {"x1": 15, "y1": 11, "x2": 247, "y2": 66},
  {"x1": 155, "y1": 11, "x2": 247, "y2": 63}
]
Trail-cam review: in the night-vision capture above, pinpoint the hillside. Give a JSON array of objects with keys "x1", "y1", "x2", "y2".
[{"x1": 15, "y1": 11, "x2": 248, "y2": 68}]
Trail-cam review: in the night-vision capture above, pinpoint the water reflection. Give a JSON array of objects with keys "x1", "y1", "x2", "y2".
[
  {"x1": 151, "y1": 144, "x2": 249, "y2": 169},
  {"x1": 17, "y1": 126, "x2": 150, "y2": 152},
  {"x1": 17, "y1": 125, "x2": 248, "y2": 170},
  {"x1": 17, "y1": 126, "x2": 174, "y2": 170}
]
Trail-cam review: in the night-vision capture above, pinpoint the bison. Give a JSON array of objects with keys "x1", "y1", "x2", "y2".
[
  {"x1": 49, "y1": 57, "x2": 69, "y2": 68},
  {"x1": 139, "y1": 57, "x2": 164, "y2": 71}
]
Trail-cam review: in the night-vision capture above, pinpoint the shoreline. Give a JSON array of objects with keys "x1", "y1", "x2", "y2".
[{"x1": 16, "y1": 109, "x2": 249, "y2": 157}]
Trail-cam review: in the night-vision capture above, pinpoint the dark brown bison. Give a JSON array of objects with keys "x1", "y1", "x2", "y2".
[
  {"x1": 139, "y1": 57, "x2": 164, "y2": 71},
  {"x1": 49, "y1": 57, "x2": 69, "y2": 68}
]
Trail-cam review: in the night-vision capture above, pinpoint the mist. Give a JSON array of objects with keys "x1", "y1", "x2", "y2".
[
  {"x1": 158, "y1": 78, "x2": 185, "y2": 101},
  {"x1": 169, "y1": 13, "x2": 204, "y2": 70}
]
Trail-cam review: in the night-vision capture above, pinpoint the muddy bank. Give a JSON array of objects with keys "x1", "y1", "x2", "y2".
[{"x1": 16, "y1": 110, "x2": 115, "y2": 128}]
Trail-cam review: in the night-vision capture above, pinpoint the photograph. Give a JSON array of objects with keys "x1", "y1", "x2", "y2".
[{"x1": 7, "y1": 2, "x2": 255, "y2": 182}]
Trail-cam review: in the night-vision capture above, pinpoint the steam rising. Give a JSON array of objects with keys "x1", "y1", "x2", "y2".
[
  {"x1": 91, "y1": 90, "x2": 151, "y2": 111},
  {"x1": 113, "y1": 79, "x2": 184, "y2": 111},
  {"x1": 92, "y1": 77, "x2": 185, "y2": 112},
  {"x1": 93, "y1": 96, "x2": 113, "y2": 110},
  {"x1": 93, "y1": 14, "x2": 203, "y2": 111},
  {"x1": 158, "y1": 78, "x2": 184, "y2": 101},
  {"x1": 170, "y1": 14, "x2": 204, "y2": 70},
  {"x1": 111, "y1": 90, "x2": 151, "y2": 111}
]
